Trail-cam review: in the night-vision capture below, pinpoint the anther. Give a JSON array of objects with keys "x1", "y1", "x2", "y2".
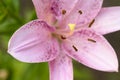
[
  {"x1": 78, "y1": 10, "x2": 83, "y2": 14},
  {"x1": 88, "y1": 38, "x2": 96, "y2": 43},
  {"x1": 61, "y1": 35, "x2": 66, "y2": 39},
  {"x1": 62, "y1": 10, "x2": 66, "y2": 15},
  {"x1": 72, "y1": 45, "x2": 78, "y2": 51},
  {"x1": 88, "y1": 19, "x2": 95, "y2": 28}
]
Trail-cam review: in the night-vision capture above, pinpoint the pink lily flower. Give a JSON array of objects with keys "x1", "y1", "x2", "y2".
[{"x1": 8, "y1": 0, "x2": 120, "y2": 80}]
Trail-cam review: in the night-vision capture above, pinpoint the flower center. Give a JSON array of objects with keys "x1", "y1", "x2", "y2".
[{"x1": 52, "y1": 23, "x2": 76, "y2": 42}]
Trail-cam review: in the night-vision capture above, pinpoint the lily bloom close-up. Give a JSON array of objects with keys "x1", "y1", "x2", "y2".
[{"x1": 8, "y1": 0, "x2": 120, "y2": 80}]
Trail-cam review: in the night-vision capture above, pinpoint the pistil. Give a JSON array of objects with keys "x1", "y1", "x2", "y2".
[{"x1": 68, "y1": 23, "x2": 76, "y2": 36}]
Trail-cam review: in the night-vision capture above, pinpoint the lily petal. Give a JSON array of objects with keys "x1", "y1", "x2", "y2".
[
  {"x1": 32, "y1": 0, "x2": 79, "y2": 25},
  {"x1": 32, "y1": 0, "x2": 103, "y2": 28},
  {"x1": 91, "y1": 7, "x2": 120, "y2": 34},
  {"x1": 49, "y1": 52, "x2": 73, "y2": 80},
  {"x1": 59, "y1": 0, "x2": 103, "y2": 28},
  {"x1": 8, "y1": 20, "x2": 59, "y2": 63},
  {"x1": 32, "y1": 0, "x2": 56, "y2": 25},
  {"x1": 62, "y1": 28, "x2": 118, "y2": 72}
]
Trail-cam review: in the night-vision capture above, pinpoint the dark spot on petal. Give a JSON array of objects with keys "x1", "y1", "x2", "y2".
[
  {"x1": 51, "y1": 1, "x2": 61, "y2": 16},
  {"x1": 78, "y1": 10, "x2": 83, "y2": 14},
  {"x1": 72, "y1": 45, "x2": 78, "y2": 52},
  {"x1": 88, "y1": 19, "x2": 95, "y2": 28},
  {"x1": 61, "y1": 35, "x2": 66, "y2": 39},
  {"x1": 88, "y1": 38, "x2": 96, "y2": 43},
  {"x1": 62, "y1": 10, "x2": 66, "y2": 15}
]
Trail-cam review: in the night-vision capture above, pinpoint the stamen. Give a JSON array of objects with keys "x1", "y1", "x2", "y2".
[
  {"x1": 88, "y1": 38, "x2": 96, "y2": 43},
  {"x1": 61, "y1": 35, "x2": 66, "y2": 39},
  {"x1": 88, "y1": 19, "x2": 95, "y2": 28},
  {"x1": 62, "y1": 10, "x2": 66, "y2": 15},
  {"x1": 72, "y1": 45, "x2": 78, "y2": 51},
  {"x1": 78, "y1": 10, "x2": 83, "y2": 14}
]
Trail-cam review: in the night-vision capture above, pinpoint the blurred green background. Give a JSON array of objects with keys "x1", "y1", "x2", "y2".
[{"x1": 0, "y1": 0, "x2": 120, "y2": 80}]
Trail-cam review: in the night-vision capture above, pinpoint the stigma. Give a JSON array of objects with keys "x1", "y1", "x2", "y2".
[{"x1": 68, "y1": 23, "x2": 76, "y2": 35}]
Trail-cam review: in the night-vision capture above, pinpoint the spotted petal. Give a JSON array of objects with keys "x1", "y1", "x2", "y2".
[
  {"x1": 32, "y1": 0, "x2": 57, "y2": 25},
  {"x1": 58, "y1": 0, "x2": 103, "y2": 29},
  {"x1": 32, "y1": 0, "x2": 103, "y2": 28},
  {"x1": 32, "y1": 0, "x2": 79, "y2": 25},
  {"x1": 91, "y1": 7, "x2": 120, "y2": 34},
  {"x1": 62, "y1": 28, "x2": 118, "y2": 72},
  {"x1": 8, "y1": 20, "x2": 59, "y2": 63},
  {"x1": 49, "y1": 52, "x2": 73, "y2": 80}
]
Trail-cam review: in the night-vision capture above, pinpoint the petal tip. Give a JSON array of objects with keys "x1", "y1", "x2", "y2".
[
  {"x1": 104, "y1": 62, "x2": 119, "y2": 72},
  {"x1": 113, "y1": 65, "x2": 119, "y2": 72},
  {"x1": 109, "y1": 69, "x2": 119, "y2": 72},
  {"x1": 115, "y1": 69, "x2": 119, "y2": 72}
]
